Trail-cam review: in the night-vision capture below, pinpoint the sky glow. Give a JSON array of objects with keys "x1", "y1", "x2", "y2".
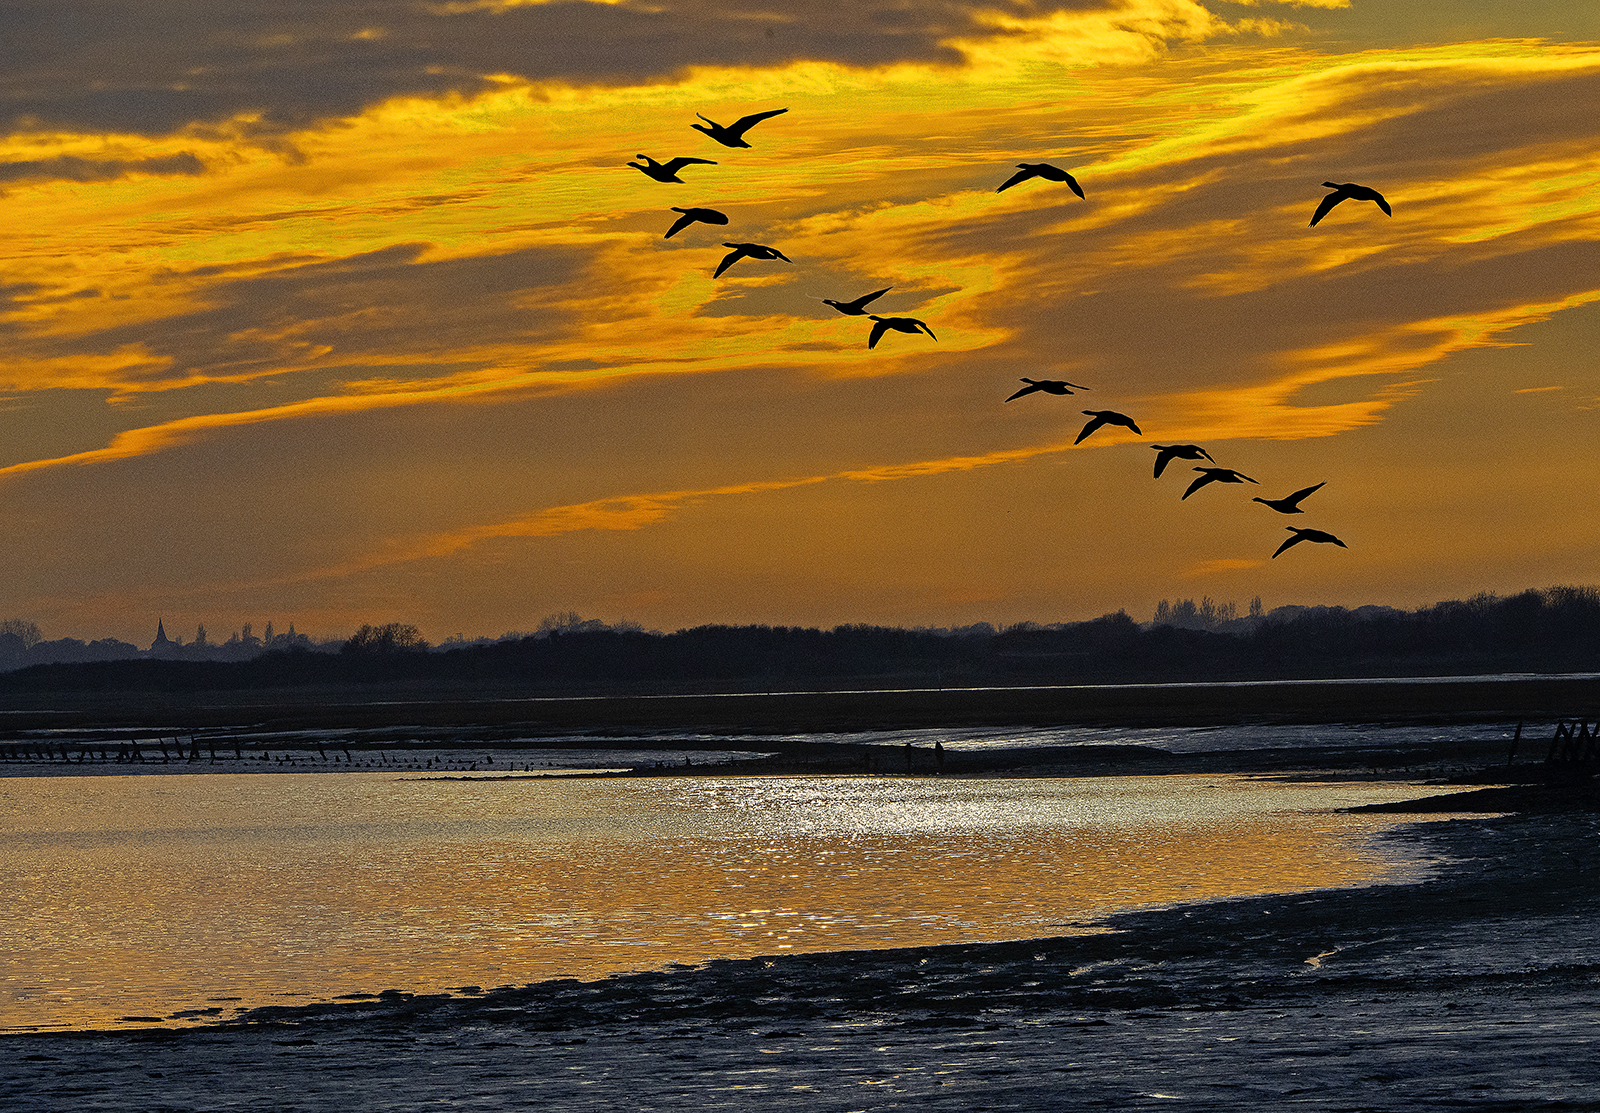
[{"x1": 2, "y1": 1, "x2": 1598, "y2": 642}]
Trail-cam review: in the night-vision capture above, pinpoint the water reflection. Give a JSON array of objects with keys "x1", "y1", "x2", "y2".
[{"x1": 0, "y1": 772, "x2": 1467, "y2": 1031}]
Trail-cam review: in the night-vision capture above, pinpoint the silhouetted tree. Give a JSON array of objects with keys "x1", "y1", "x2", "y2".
[
  {"x1": 1, "y1": 619, "x2": 43, "y2": 648},
  {"x1": 342, "y1": 623, "x2": 429, "y2": 654},
  {"x1": 1151, "y1": 597, "x2": 1238, "y2": 631}
]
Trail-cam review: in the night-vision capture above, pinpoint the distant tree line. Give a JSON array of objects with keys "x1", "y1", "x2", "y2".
[{"x1": 3, "y1": 586, "x2": 1599, "y2": 695}]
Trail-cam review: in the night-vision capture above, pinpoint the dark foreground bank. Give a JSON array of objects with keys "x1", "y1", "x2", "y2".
[
  {"x1": 5, "y1": 673, "x2": 1600, "y2": 737},
  {"x1": 4, "y1": 793, "x2": 1597, "y2": 1112}
]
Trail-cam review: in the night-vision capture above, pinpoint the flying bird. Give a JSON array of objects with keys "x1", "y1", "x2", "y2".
[
  {"x1": 867, "y1": 315, "x2": 936, "y2": 349},
  {"x1": 1150, "y1": 444, "x2": 1214, "y2": 479},
  {"x1": 663, "y1": 206, "x2": 729, "y2": 239},
  {"x1": 1310, "y1": 182, "x2": 1391, "y2": 226},
  {"x1": 628, "y1": 155, "x2": 717, "y2": 183},
  {"x1": 819, "y1": 287, "x2": 892, "y2": 315},
  {"x1": 1074, "y1": 410, "x2": 1141, "y2": 444},
  {"x1": 691, "y1": 108, "x2": 789, "y2": 148},
  {"x1": 1005, "y1": 378, "x2": 1090, "y2": 402},
  {"x1": 996, "y1": 163, "x2": 1085, "y2": 198},
  {"x1": 1272, "y1": 527, "x2": 1348, "y2": 558},
  {"x1": 1182, "y1": 467, "x2": 1258, "y2": 500},
  {"x1": 714, "y1": 242, "x2": 791, "y2": 278},
  {"x1": 1252, "y1": 482, "x2": 1327, "y2": 514}
]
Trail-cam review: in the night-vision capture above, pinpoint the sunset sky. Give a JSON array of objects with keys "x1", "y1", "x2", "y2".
[{"x1": 3, "y1": 1, "x2": 1599, "y2": 644}]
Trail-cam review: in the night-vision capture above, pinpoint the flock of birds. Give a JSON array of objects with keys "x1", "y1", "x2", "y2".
[{"x1": 628, "y1": 108, "x2": 1391, "y2": 562}]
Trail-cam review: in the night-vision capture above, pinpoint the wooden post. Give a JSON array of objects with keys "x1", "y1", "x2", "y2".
[{"x1": 1547, "y1": 721, "x2": 1568, "y2": 763}]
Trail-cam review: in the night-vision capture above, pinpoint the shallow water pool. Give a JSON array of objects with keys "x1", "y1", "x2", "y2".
[{"x1": 0, "y1": 771, "x2": 1469, "y2": 1031}]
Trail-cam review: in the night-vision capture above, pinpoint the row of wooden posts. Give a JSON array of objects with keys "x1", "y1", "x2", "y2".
[
  {"x1": 0, "y1": 740, "x2": 390, "y2": 763},
  {"x1": 0, "y1": 739, "x2": 296, "y2": 762},
  {"x1": 1544, "y1": 719, "x2": 1600, "y2": 768},
  {"x1": 0, "y1": 741, "x2": 498, "y2": 768}
]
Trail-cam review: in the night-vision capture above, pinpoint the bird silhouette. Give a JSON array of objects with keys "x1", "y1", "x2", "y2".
[
  {"x1": 996, "y1": 163, "x2": 1085, "y2": 197},
  {"x1": 629, "y1": 155, "x2": 717, "y2": 183},
  {"x1": 1182, "y1": 467, "x2": 1258, "y2": 499},
  {"x1": 820, "y1": 287, "x2": 892, "y2": 315},
  {"x1": 867, "y1": 316, "x2": 935, "y2": 349},
  {"x1": 691, "y1": 108, "x2": 789, "y2": 148},
  {"x1": 1252, "y1": 481, "x2": 1327, "y2": 514},
  {"x1": 663, "y1": 206, "x2": 729, "y2": 239},
  {"x1": 714, "y1": 242, "x2": 791, "y2": 278},
  {"x1": 1310, "y1": 182, "x2": 1391, "y2": 226},
  {"x1": 1272, "y1": 527, "x2": 1348, "y2": 558},
  {"x1": 1150, "y1": 444, "x2": 1214, "y2": 478},
  {"x1": 1074, "y1": 410, "x2": 1140, "y2": 444},
  {"x1": 1005, "y1": 378, "x2": 1090, "y2": 402}
]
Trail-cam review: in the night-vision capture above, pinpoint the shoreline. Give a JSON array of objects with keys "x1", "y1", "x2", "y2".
[{"x1": 0, "y1": 734, "x2": 1564, "y2": 784}]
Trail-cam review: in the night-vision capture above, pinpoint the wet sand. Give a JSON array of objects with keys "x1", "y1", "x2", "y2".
[{"x1": 2, "y1": 771, "x2": 1596, "y2": 1111}]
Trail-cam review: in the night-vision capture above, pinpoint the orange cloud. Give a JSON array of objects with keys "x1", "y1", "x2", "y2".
[
  {"x1": 1181, "y1": 558, "x2": 1266, "y2": 578},
  {"x1": 0, "y1": 380, "x2": 531, "y2": 481},
  {"x1": 262, "y1": 438, "x2": 1098, "y2": 586}
]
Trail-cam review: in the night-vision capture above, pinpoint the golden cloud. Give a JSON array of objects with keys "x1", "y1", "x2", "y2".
[{"x1": 1180, "y1": 558, "x2": 1266, "y2": 578}]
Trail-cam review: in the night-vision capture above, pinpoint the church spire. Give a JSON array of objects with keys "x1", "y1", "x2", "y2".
[{"x1": 152, "y1": 619, "x2": 171, "y2": 650}]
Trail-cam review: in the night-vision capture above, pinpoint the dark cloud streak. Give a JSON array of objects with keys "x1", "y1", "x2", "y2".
[
  {"x1": 7, "y1": 242, "x2": 595, "y2": 391},
  {"x1": 1, "y1": 0, "x2": 1123, "y2": 137},
  {"x1": 0, "y1": 152, "x2": 204, "y2": 183}
]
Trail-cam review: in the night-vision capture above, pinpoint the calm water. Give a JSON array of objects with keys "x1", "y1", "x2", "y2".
[{"x1": 0, "y1": 770, "x2": 1470, "y2": 1032}]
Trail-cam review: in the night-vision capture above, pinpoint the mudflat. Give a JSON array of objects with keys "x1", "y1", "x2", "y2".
[{"x1": 4, "y1": 673, "x2": 1600, "y2": 734}]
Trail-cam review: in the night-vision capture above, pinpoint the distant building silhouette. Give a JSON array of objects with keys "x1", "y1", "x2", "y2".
[{"x1": 149, "y1": 618, "x2": 183, "y2": 658}]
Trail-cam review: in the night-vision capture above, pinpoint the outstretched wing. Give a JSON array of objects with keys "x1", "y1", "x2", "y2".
[
  {"x1": 1372, "y1": 190, "x2": 1392, "y2": 216},
  {"x1": 1152, "y1": 448, "x2": 1175, "y2": 478},
  {"x1": 1116, "y1": 413, "x2": 1142, "y2": 435},
  {"x1": 1309, "y1": 191, "x2": 1344, "y2": 227},
  {"x1": 1271, "y1": 534, "x2": 1305, "y2": 559},
  {"x1": 1062, "y1": 171, "x2": 1085, "y2": 199},
  {"x1": 713, "y1": 246, "x2": 746, "y2": 278},
  {"x1": 1074, "y1": 414, "x2": 1108, "y2": 445},
  {"x1": 917, "y1": 320, "x2": 936, "y2": 340},
  {"x1": 770, "y1": 248, "x2": 793, "y2": 263},
  {"x1": 1181, "y1": 472, "x2": 1215, "y2": 500},
  {"x1": 854, "y1": 287, "x2": 891, "y2": 309},
  {"x1": 1284, "y1": 481, "x2": 1327, "y2": 507},
  {"x1": 729, "y1": 108, "x2": 788, "y2": 137},
  {"x1": 1006, "y1": 382, "x2": 1044, "y2": 402},
  {"x1": 664, "y1": 156, "x2": 717, "y2": 174},
  {"x1": 868, "y1": 319, "x2": 890, "y2": 349},
  {"x1": 996, "y1": 168, "x2": 1034, "y2": 192},
  {"x1": 663, "y1": 212, "x2": 696, "y2": 239}
]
